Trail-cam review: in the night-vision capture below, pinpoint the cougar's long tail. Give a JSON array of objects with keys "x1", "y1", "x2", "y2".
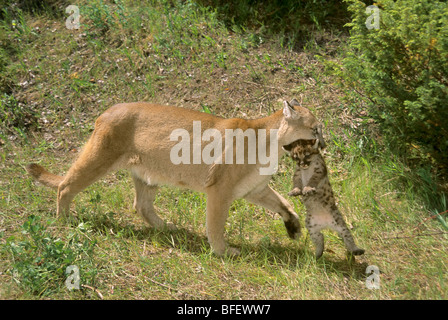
[{"x1": 26, "y1": 163, "x2": 64, "y2": 190}]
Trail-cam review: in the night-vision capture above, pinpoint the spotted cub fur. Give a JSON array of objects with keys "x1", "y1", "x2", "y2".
[{"x1": 283, "y1": 139, "x2": 365, "y2": 258}]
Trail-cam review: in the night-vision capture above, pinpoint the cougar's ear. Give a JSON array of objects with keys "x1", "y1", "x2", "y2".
[
  {"x1": 289, "y1": 98, "x2": 300, "y2": 107},
  {"x1": 283, "y1": 101, "x2": 300, "y2": 121},
  {"x1": 315, "y1": 125, "x2": 326, "y2": 149}
]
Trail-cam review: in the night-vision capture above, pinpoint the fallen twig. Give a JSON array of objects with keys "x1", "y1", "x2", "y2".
[
  {"x1": 413, "y1": 209, "x2": 448, "y2": 231},
  {"x1": 145, "y1": 277, "x2": 178, "y2": 292},
  {"x1": 82, "y1": 284, "x2": 104, "y2": 300},
  {"x1": 381, "y1": 231, "x2": 448, "y2": 240}
]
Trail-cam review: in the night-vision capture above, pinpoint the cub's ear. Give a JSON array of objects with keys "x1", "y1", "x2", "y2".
[{"x1": 282, "y1": 101, "x2": 300, "y2": 121}]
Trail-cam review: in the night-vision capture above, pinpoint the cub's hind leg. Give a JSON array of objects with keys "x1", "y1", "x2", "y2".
[
  {"x1": 329, "y1": 207, "x2": 365, "y2": 256},
  {"x1": 306, "y1": 208, "x2": 365, "y2": 258},
  {"x1": 132, "y1": 173, "x2": 175, "y2": 230},
  {"x1": 305, "y1": 213, "x2": 325, "y2": 258},
  {"x1": 333, "y1": 221, "x2": 365, "y2": 256}
]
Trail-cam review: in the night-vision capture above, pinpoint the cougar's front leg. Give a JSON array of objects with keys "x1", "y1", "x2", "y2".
[
  {"x1": 244, "y1": 185, "x2": 301, "y2": 240},
  {"x1": 132, "y1": 173, "x2": 176, "y2": 230},
  {"x1": 205, "y1": 190, "x2": 240, "y2": 257}
]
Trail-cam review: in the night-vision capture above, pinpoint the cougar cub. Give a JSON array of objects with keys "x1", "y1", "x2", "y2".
[{"x1": 283, "y1": 139, "x2": 365, "y2": 258}]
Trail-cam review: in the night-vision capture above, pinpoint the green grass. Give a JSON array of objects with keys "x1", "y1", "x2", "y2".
[{"x1": 1, "y1": 0, "x2": 447, "y2": 300}]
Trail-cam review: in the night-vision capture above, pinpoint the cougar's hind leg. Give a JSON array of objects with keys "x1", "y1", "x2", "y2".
[
  {"x1": 132, "y1": 173, "x2": 175, "y2": 230},
  {"x1": 56, "y1": 138, "x2": 121, "y2": 217}
]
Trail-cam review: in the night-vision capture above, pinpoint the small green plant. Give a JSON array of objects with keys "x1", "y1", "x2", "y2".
[
  {"x1": 0, "y1": 93, "x2": 38, "y2": 139},
  {"x1": 201, "y1": 104, "x2": 213, "y2": 114},
  {"x1": 81, "y1": 0, "x2": 129, "y2": 40},
  {"x1": 4, "y1": 215, "x2": 97, "y2": 297}
]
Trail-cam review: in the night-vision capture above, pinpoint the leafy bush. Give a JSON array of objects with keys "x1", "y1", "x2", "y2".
[
  {"x1": 340, "y1": 0, "x2": 448, "y2": 171},
  {"x1": 4, "y1": 215, "x2": 97, "y2": 296}
]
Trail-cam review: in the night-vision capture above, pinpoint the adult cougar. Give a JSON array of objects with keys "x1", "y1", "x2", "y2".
[{"x1": 26, "y1": 99, "x2": 325, "y2": 256}]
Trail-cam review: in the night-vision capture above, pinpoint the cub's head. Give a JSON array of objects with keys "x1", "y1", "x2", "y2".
[
  {"x1": 283, "y1": 139, "x2": 320, "y2": 168},
  {"x1": 281, "y1": 99, "x2": 326, "y2": 149}
]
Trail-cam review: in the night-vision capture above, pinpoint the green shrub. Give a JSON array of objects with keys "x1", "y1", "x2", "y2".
[
  {"x1": 340, "y1": 0, "x2": 448, "y2": 171},
  {"x1": 4, "y1": 215, "x2": 97, "y2": 297}
]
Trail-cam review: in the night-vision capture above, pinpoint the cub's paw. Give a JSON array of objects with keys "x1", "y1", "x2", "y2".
[
  {"x1": 351, "y1": 248, "x2": 365, "y2": 256},
  {"x1": 288, "y1": 188, "x2": 302, "y2": 197},
  {"x1": 302, "y1": 186, "x2": 316, "y2": 195},
  {"x1": 315, "y1": 248, "x2": 324, "y2": 259}
]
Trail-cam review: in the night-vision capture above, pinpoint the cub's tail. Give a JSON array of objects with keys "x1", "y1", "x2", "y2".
[{"x1": 26, "y1": 163, "x2": 63, "y2": 190}]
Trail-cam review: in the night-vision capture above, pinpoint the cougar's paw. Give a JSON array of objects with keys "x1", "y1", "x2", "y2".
[
  {"x1": 212, "y1": 245, "x2": 241, "y2": 257},
  {"x1": 224, "y1": 247, "x2": 241, "y2": 257},
  {"x1": 152, "y1": 222, "x2": 177, "y2": 231},
  {"x1": 165, "y1": 222, "x2": 178, "y2": 231},
  {"x1": 284, "y1": 216, "x2": 301, "y2": 240}
]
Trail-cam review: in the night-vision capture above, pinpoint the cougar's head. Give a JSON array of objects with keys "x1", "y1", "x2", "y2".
[{"x1": 280, "y1": 99, "x2": 326, "y2": 148}]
